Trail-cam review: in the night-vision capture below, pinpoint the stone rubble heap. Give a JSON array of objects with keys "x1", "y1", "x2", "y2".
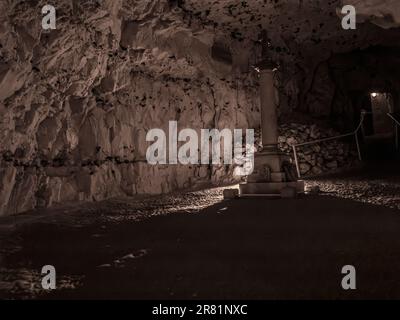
[
  {"x1": 278, "y1": 123, "x2": 359, "y2": 176},
  {"x1": 256, "y1": 123, "x2": 359, "y2": 177}
]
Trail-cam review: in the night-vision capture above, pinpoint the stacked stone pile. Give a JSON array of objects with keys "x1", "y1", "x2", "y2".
[
  {"x1": 256, "y1": 123, "x2": 360, "y2": 176},
  {"x1": 279, "y1": 123, "x2": 360, "y2": 176}
]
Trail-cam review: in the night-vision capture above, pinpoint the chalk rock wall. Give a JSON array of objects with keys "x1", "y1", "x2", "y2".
[{"x1": 0, "y1": 0, "x2": 260, "y2": 216}]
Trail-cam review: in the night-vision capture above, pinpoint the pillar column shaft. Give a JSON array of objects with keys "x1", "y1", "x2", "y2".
[
  {"x1": 259, "y1": 69, "x2": 278, "y2": 148},
  {"x1": 238, "y1": 64, "x2": 305, "y2": 196}
]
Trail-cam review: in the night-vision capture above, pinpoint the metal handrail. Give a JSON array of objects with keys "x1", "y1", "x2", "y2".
[
  {"x1": 387, "y1": 113, "x2": 400, "y2": 150},
  {"x1": 387, "y1": 113, "x2": 400, "y2": 126},
  {"x1": 291, "y1": 113, "x2": 365, "y2": 178}
]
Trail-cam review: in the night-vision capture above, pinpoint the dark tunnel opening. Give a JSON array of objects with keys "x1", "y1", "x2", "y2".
[{"x1": 302, "y1": 46, "x2": 400, "y2": 165}]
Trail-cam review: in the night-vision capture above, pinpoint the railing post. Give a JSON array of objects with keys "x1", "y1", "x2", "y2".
[
  {"x1": 360, "y1": 112, "x2": 366, "y2": 138},
  {"x1": 386, "y1": 113, "x2": 399, "y2": 151},
  {"x1": 354, "y1": 132, "x2": 362, "y2": 161},
  {"x1": 292, "y1": 145, "x2": 301, "y2": 178}
]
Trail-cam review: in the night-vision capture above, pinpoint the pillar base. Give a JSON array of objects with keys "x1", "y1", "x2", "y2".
[
  {"x1": 239, "y1": 180, "x2": 305, "y2": 197},
  {"x1": 238, "y1": 144, "x2": 305, "y2": 197}
]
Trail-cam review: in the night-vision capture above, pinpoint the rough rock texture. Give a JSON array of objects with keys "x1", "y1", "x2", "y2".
[
  {"x1": 0, "y1": 0, "x2": 260, "y2": 216},
  {"x1": 1, "y1": 0, "x2": 400, "y2": 216}
]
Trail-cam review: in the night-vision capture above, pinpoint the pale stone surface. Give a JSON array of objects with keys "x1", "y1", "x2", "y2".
[{"x1": 0, "y1": 0, "x2": 259, "y2": 216}]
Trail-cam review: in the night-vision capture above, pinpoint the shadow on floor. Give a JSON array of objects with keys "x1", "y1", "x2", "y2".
[{"x1": 2, "y1": 194, "x2": 400, "y2": 300}]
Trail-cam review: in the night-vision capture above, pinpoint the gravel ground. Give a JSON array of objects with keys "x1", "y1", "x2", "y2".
[
  {"x1": 307, "y1": 163, "x2": 400, "y2": 210},
  {"x1": 0, "y1": 186, "x2": 228, "y2": 299},
  {"x1": 1, "y1": 164, "x2": 400, "y2": 299}
]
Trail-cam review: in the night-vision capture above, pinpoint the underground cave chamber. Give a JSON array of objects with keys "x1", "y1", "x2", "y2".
[{"x1": 0, "y1": 0, "x2": 400, "y2": 214}]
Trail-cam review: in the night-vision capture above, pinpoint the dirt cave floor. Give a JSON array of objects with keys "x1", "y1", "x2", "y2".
[{"x1": 2, "y1": 163, "x2": 400, "y2": 300}]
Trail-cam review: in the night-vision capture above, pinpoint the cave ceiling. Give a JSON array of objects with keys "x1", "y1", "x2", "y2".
[{"x1": 177, "y1": 0, "x2": 400, "y2": 66}]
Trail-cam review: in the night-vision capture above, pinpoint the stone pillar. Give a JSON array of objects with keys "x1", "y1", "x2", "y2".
[
  {"x1": 239, "y1": 64, "x2": 304, "y2": 197},
  {"x1": 260, "y1": 69, "x2": 279, "y2": 150}
]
